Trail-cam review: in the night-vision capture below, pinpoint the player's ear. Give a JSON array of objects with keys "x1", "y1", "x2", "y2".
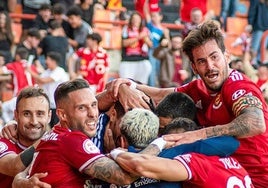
[{"x1": 56, "y1": 108, "x2": 66, "y2": 121}]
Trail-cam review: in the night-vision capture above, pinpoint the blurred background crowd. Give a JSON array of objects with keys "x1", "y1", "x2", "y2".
[{"x1": 0, "y1": 0, "x2": 267, "y2": 127}]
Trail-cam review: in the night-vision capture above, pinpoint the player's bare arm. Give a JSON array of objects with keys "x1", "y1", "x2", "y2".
[
  {"x1": 164, "y1": 95, "x2": 265, "y2": 144},
  {"x1": 84, "y1": 156, "x2": 138, "y2": 185},
  {"x1": 206, "y1": 106, "x2": 265, "y2": 138},
  {"x1": 115, "y1": 152, "x2": 188, "y2": 182}
]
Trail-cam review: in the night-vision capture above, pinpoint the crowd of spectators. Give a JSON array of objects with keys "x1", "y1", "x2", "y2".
[{"x1": 0, "y1": 0, "x2": 266, "y2": 121}]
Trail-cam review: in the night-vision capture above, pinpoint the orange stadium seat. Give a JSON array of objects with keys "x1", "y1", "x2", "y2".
[
  {"x1": 93, "y1": 26, "x2": 122, "y2": 50},
  {"x1": 224, "y1": 33, "x2": 243, "y2": 57},
  {"x1": 226, "y1": 17, "x2": 248, "y2": 36},
  {"x1": 207, "y1": 0, "x2": 221, "y2": 17}
]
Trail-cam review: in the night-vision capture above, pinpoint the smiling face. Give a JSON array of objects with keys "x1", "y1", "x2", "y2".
[
  {"x1": 59, "y1": 88, "x2": 99, "y2": 138},
  {"x1": 191, "y1": 40, "x2": 230, "y2": 92},
  {"x1": 15, "y1": 96, "x2": 51, "y2": 147}
]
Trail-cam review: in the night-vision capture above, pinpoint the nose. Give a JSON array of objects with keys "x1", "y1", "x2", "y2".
[
  {"x1": 206, "y1": 58, "x2": 215, "y2": 70},
  {"x1": 30, "y1": 115, "x2": 39, "y2": 125},
  {"x1": 87, "y1": 107, "x2": 97, "y2": 117}
]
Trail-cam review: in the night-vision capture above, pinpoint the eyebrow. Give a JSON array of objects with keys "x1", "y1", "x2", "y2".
[{"x1": 196, "y1": 51, "x2": 219, "y2": 62}]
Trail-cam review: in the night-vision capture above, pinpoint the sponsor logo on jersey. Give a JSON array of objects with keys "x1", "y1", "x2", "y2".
[
  {"x1": 213, "y1": 94, "x2": 222, "y2": 109},
  {"x1": 232, "y1": 89, "x2": 246, "y2": 100}
]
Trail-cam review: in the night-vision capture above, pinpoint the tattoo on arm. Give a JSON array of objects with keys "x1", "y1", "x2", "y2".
[
  {"x1": 205, "y1": 107, "x2": 264, "y2": 138},
  {"x1": 85, "y1": 157, "x2": 136, "y2": 185}
]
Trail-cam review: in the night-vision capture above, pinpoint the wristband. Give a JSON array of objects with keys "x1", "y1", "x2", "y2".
[
  {"x1": 150, "y1": 137, "x2": 166, "y2": 152},
  {"x1": 20, "y1": 146, "x2": 35, "y2": 167},
  {"x1": 128, "y1": 80, "x2": 137, "y2": 90},
  {"x1": 110, "y1": 149, "x2": 126, "y2": 160}
]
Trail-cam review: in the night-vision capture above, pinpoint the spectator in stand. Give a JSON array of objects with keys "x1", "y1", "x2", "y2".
[
  {"x1": 78, "y1": 0, "x2": 94, "y2": 26},
  {"x1": 51, "y1": 0, "x2": 75, "y2": 13},
  {"x1": 153, "y1": 33, "x2": 192, "y2": 88},
  {"x1": 21, "y1": 0, "x2": 51, "y2": 35},
  {"x1": 66, "y1": 5, "x2": 93, "y2": 50},
  {"x1": 119, "y1": 11, "x2": 152, "y2": 84},
  {"x1": 143, "y1": 0, "x2": 170, "y2": 87},
  {"x1": 179, "y1": 0, "x2": 207, "y2": 23},
  {"x1": 0, "y1": 0, "x2": 17, "y2": 12},
  {"x1": 32, "y1": 4, "x2": 53, "y2": 39},
  {"x1": 135, "y1": 0, "x2": 159, "y2": 18},
  {"x1": 182, "y1": 7, "x2": 204, "y2": 38},
  {"x1": 248, "y1": 0, "x2": 268, "y2": 65},
  {"x1": 0, "y1": 86, "x2": 51, "y2": 188},
  {"x1": 0, "y1": 47, "x2": 38, "y2": 123},
  {"x1": 229, "y1": 58, "x2": 244, "y2": 73},
  {"x1": 51, "y1": 3, "x2": 73, "y2": 40},
  {"x1": 242, "y1": 51, "x2": 268, "y2": 104},
  {"x1": 38, "y1": 20, "x2": 69, "y2": 71},
  {"x1": 0, "y1": 52, "x2": 12, "y2": 104},
  {"x1": 220, "y1": 0, "x2": 239, "y2": 31},
  {"x1": 27, "y1": 51, "x2": 69, "y2": 128},
  {"x1": 16, "y1": 28, "x2": 44, "y2": 73},
  {"x1": 0, "y1": 9, "x2": 14, "y2": 64},
  {"x1": 68, "y1": 32, "x2": 109, "y2": 94}
]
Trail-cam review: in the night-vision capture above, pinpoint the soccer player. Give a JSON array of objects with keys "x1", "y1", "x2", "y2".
[
  {"x1": 102, "y1": 20, "x2": 268, "y2": 187},
  {"x1": 0, "y1": 87, "x2": 51, "y2": 187},
  {"x1": 109, "y1": 110, "x2": 253, "y2": 188},
  {"x1": 22, "y1": 79, "x2": 172, "y2": 187}
]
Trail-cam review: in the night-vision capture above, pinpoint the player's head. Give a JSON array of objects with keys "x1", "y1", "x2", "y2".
[
  {"x1": 163, "y1": 117, "x2": 198, "y2": 135},
  {"x1": 15, "y1": 86, "x2": 51, "y2": 147},
  {"x1": 154, "y1": 92, "x2": 196, "y2": 135},
  {"x1": 119, "y1": 108, "x2": 159, "y2": 149},
  {"x1": 54, "y1": 79, "x2": 99, "y2": 138}
]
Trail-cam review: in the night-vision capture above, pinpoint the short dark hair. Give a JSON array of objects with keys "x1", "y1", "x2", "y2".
[
  {"x1": 46, "y1": 51, "x2": 61, "y2": 65},
  {"x1": 54, "y1": 79, "x2": 90, "y2": 106},
  {"x1": 27, "y1": 28, "x2": 41, "y2": 39},
  {"x1": 15, "y1": 47, "x2": 29, "y2": 60},
  {"x1": 163, "y1": 117, "x2": 198, "y2": 134},
  {"x1": 16, "y1": 86, "x2": 50, "y2": 109},
  {"x1": 49, "y1": 20, "x2": 62, "y2": 30},
  {"x1": 87, "y1": 32, "x2": 102, "y2": 44},
  {"x1": 52, "y1": 3, "x2": 65, "y2": 15},
  {"x1": 39, "y1": 3, "x2": 51, "y2": 11},
  {"x1": 66, "y1": 5, "x2": 82, "y2": 17},
  {"x1": 182, "y1": 20, "x2": 225, "y2": 63},
  {"x1": 155, "y1": 92, "x2": 196, "y2": 120}
]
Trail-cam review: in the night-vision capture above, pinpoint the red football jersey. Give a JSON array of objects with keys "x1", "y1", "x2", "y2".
[
  {"x1": 6, "y1": 60, "x2": 37, "y2": 96},
  {"x1": 76, "y1": 47, "x2": 109, "y2": 92},
  {"x1": 0, "y1": 138, "x2": 26, "y2": 188},
  {"x1": 175, "y1": 153, "x2": 254, "y2": 188},
  {"x1": 176, "y1": 70, "x2": 268, "y2": 187},
  {"x1": 29, "y1": 126, "x2": 105, "y2": 187}
]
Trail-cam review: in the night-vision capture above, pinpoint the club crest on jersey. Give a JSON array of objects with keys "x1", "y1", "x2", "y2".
[
  {"x1": 0, "y1": 142, "x2": 8, "y2": 153},
  {"x1": 83, "y1": 139, "x2": 99, "y2": 154},
  {"x1": 213, "y1": 94, "x2": 222, "y2": 109},
  {"x1": 232, "y1": 89, "x2": 246, "y2": 101}
]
